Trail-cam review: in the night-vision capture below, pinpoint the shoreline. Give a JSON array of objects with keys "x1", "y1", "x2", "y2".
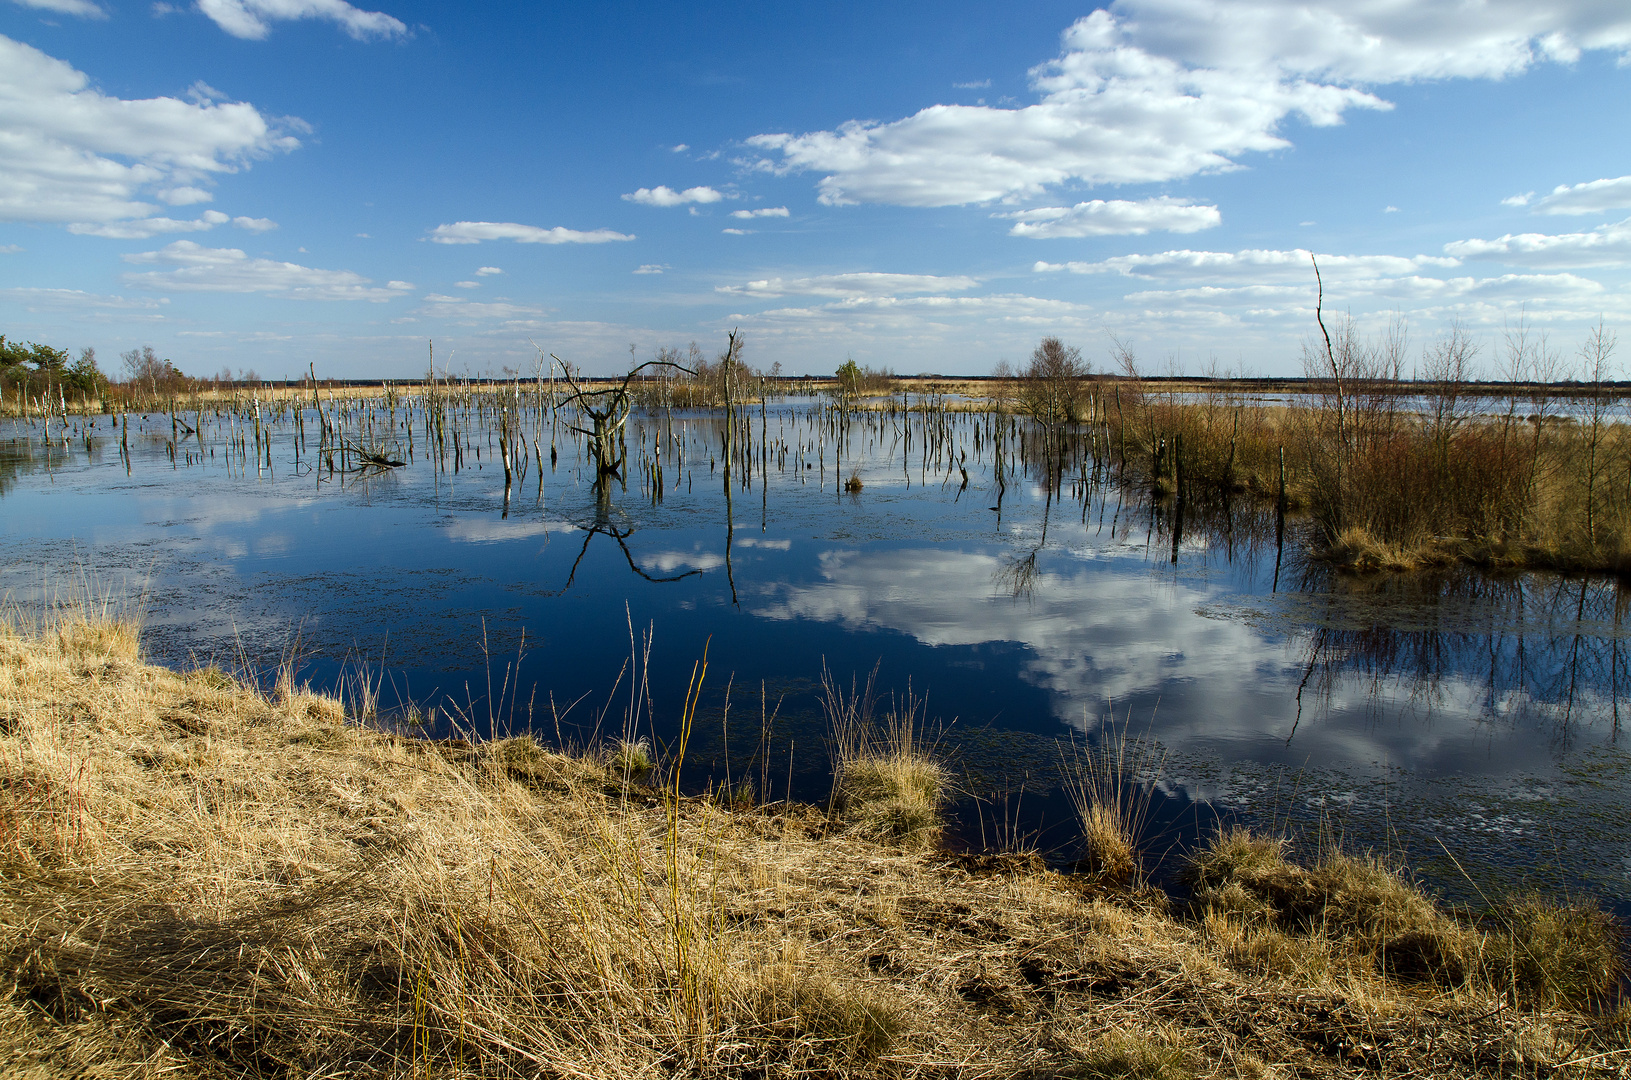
[{"x1": 3, "y1": 612, "x2": 1625, "y2": 1078}]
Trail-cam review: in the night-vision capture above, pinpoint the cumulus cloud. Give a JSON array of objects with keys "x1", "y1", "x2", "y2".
[
  {"x1": 427, "y1": 221, "x2": 634, "y2": 245},
  {"x1": 717, "y1": 272, "x2": 980, "y2": 299},
  {"x1": 621, "y1": 185, "x2": 724, "y2": 207},
  {"x1": 747, "y1": 1, "x2": 1631, "y2": 207},
  {"x1": 999, "y1": 197, "x2": 1220, "y2": 238},
  {"x1": 66, "y1": 211, "x2": 277, "y2": 238},
  {"x1": 9, "y1": 0, "x2": 106, "y2": 17},
  {"x1": 729, "y1": 206, "x2": 790, "y2": 219},
  {"x1": 1528, "y1": 175, "x2": 1631, "y2": 216},
  {"x1": 721, "y1": 227, "x2": 750, "y2": 235},
  {"x1": 0, "y1": 36, "x2": 299, "y2": 229},
  {"x1": 196, "y1": 0, "x2": 406, "y2": 40},
  {"x1": 474, "y1": 265, "x2": 502, "y2": 275},
  {"x1": 1444, "y1": 217, "x2": 1631, "y2": 268},
  {"x1": 121, "y1": 240, "x2": 412, "y2": 301}
]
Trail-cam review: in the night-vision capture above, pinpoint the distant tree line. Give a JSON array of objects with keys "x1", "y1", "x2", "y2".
[{"x1": 0, "y1": 335, "x2": 108, "y2": 399}]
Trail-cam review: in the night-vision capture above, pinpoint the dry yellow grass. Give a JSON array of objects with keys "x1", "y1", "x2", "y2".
[{"x1": 2, "y1": 612, "x2": 1626, "y2": 1078}]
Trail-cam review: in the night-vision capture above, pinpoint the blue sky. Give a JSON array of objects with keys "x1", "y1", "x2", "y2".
[{"x1": 2, "y1": 0, "x2": 1630, "y2": 379}]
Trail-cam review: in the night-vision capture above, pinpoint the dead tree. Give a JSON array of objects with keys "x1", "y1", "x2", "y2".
[{"x1": 552, "y1": 354, "x2": 694, "y2": 484}]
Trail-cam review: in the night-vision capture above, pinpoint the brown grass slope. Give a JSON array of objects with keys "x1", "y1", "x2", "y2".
[{"x1": 2, "y1": 613, "x2": 1627, "y2": 1078}]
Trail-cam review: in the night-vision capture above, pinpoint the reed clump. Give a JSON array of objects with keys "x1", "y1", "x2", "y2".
[
  {"x1": 3, "y1": 613, "x2": 1626, "y2": 1079},
  {"x1": 1082, "y1": 319, "x2": 1630, "y2": 574}
]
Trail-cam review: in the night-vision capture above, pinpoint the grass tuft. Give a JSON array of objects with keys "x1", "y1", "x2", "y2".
[
  {"x1": 823, "y1": 664, "x2": 946, "y2": 848},
  {"x1": 1061, "y1": 725, "x2": 1164, "y2": 887},
  {"x1": 1057, "y1": 1028, "x2": 1196, "y2": 1080},
  {"x1": 1186, "y1": 829, "x2": 1482, "y2": 987},
  {"x1": 1485, "y1": 894, "x2": 1623, "y2": 1009}
]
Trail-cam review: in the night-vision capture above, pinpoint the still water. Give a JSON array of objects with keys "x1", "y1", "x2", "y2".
[{"x1": 4, "y1": 395, "x2": 1629, "y2": 912}]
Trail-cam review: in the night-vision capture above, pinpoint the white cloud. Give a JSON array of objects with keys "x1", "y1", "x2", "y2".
[
  {"x1": 721, "y1": 227, "x2": 750, "y2": 235},
  {"x1": 717, "y1": 272, "x2": 980, "y2": 299},
  {"x1": 1444, "y1": 217, "x2": 1631, "y2": 268},
  {"x1": 9, "y1": 0, "x2": 106, "y2": 17},
  {"x1": 1383, "y1": 205, "x2": 1399, "y2": 213},
  {"x1": 633, "y1": 263, "x2": 668, "y2": 274},
  {"x1": 1033, "y1": 247, "x2": 1462, "y2": 283},
  {"x1": 412, "y1": 293, "x2": 547, "y2": 324},
  {"x1": 474, "y1": 265, "x2": 502, "y2": 275},
  {"x1": 196, "y1": 0, "x2": 406, "y2": 40},
  {"x1": 427, "y1": 221, "x2": 635, "y2": 245},
  {"x1": 734, "y1": 537, "x2": 791, "y2": 550},
  {"x1": 454, "y1": 280, "x2": 479, "y2": 289},
  {"x1": 999, "y1": 197, "x2": 1220, "y2": 238},
  {"x1": 621, "y1": 185, "x2": 724, "y2": 207},
  {"x1": 1502, "y1": 192, "x2": 1533, "y2": 207},
  {"x1": 1120, "y1": 272, "x2": 1602, "y2": 307},
  {"x1": 1530, "y1": 175, "x2": 1631, "y2": 216},
  {"x1": 0, "y1": 244, "x2": 20, "y2": 254},
  {"x1": 0, "y1": 286, "x2": 166, "y2": 310},
  {"x1": 69, "y1": 211, "x2": 230, "y2": 238},
  {"x1": 66, "y1": 211, "x2": 277, "y2": 238},
  {"x1": 729, "y1": 206, "x2": 790, "y2": 219},
  {"x1": 157, "y1": 185, "x2": 213, "y2": 205},
  {"x1": 671, "y1": 143, "x2": 689, "y2": 152},
  {"x1": 747, "y1": 1, "x2": 1631, "y2": 207},
  {"x1": 121, "y1": 240, "x2": 412, "y2": 301},
  {"x1": 952, "y1": 79, "x2": 992, "y2": 89},
  {"x1": 0, "y1": 35, "x2": 299, "y2": 228},
  {"x1": 641, "y1": 549, "x2": 725, "y2": 574}
]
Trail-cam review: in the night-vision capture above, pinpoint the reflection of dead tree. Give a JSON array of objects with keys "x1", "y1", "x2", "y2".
[
  {"x1": 559, "y1": 520, "x2": 704, "y2": 594},
  {"x1": 996, "y1": 488, "x2": 1054, "y2": 599},
  {"x1": 554, "y1": 355, "x2": 694, "y2": 484}
]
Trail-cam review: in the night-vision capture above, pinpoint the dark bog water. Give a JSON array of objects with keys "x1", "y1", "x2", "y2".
[{"x1": 4, "y1": 395, "x2": 1629, "y2": 914}]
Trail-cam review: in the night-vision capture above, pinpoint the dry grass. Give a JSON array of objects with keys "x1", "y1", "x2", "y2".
[
  {"x1": 2, "y1": 614, "x2": 1626, "y2": 1079},
  {"x1": 1185, "y1": 828, "x2": 1622, "y2": 1007},
  {"x1": 1061, "y1": 727, "x2": 1164, "y2": 886},
  {"x1": 823, "y1": 666, "x2": 947, "y2": 849}
]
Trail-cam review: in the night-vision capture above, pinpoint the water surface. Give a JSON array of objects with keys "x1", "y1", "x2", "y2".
[{"x1": 4, "y1": 397, "x2": 1627, "y2": 911}]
